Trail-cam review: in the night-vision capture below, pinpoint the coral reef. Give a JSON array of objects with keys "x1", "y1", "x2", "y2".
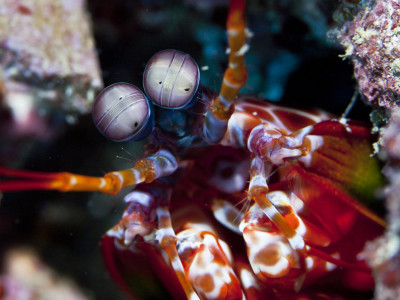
[
  {"x1": 0, "y1": 0, "x2": 103, "y2": 165},
  {"x1": 363, "y1": 107, "x2": 400, "y2": 299},
  {"x1": 335, "y1": 1, "x2": 400, "y2": 299},
  {"x1": 365, "y1": 107, "x2": 400, "y2": 300},
  {"x1": 0, "y1": 0, "x2": 102, "y2": 124},
  {"x1": 336, "y1": 0, "x2": 400, "y2": 109}
]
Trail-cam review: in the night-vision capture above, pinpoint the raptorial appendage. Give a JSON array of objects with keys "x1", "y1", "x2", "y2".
[
  {"x1": 240, "y1": 199, "x2": 306, "y2": 292},
  {"x1": 107, "y1": 190, "x2": 158, "y2": 247},
  {"x1": 241, "y1": 107, "x2": 328, "y2": 254},
  {"x1": 247, "y1": 124, "x2": 323, "y2": 166},
  {"x1": 107, "y1": 183, "x2": 246, "y2": 300},
  {"x1": 175, "y1": 223, "x2": 243, "y2": 300},
  {"x1": 212, "y1": 97, "x2": 384, "y2": 295}
]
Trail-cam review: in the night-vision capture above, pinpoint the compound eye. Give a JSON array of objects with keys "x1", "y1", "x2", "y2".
[
  {"x1": 143, "y1": 50, "x2": 200, "y2": 109},
  {"x1": 92, "y1": 83, "x2": 153, "y2": 142}
]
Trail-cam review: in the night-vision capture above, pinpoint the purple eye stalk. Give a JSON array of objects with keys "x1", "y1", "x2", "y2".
[
  {"x1": 143, "y1": 50, "x2": 201, "y2": 109},
  {"x1": 92, "y1": 83, "x2": 154, "y2": 142}
]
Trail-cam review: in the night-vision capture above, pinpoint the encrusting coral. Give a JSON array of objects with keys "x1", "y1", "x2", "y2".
[
  {"x1": 336, "y1": 0, "x2": 400, "y2": 109},
  {"x1": 335, "y1": 1, "x2": 400, "y2": 299}
]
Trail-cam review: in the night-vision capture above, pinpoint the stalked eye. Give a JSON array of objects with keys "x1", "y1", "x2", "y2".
[
  {"x1": 143, "y1": 49, "x2": 200, "y2": 109},
  {"x1": 92, "y1": 83, "x2": 154, "y2": 142}
]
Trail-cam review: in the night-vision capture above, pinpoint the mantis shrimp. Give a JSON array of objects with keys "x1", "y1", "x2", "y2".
[{"x1": 0, "y1": 0, "x2": 385, "y2": 299}]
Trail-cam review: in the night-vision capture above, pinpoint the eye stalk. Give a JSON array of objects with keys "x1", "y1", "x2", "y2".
[
  {"x1": 143, "y1": 49, "x2": 201, "y2": 109},
  {"x1": 93, "y1": 83, "x2": 154, "y2": 142}
]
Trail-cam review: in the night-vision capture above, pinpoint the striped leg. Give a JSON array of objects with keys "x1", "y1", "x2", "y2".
[
  {"x1": 156, "y1": 206, "x2": 200, "y2": 300},
  {"x1": 203, "y1": 0, "x2": 249, "y2": 144},
  {"x1": 176, "y1": 227, "x2": 244, "y2": 300},
  {"x1": 0, "y1": 149, "x2": 177, "y2": 195},
  {"x1": 240, "y1": 200, "x2": 306, "y2": 292},
  {"x1": 248, "y1": 157, "x2": 306, "y2": 252}
]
